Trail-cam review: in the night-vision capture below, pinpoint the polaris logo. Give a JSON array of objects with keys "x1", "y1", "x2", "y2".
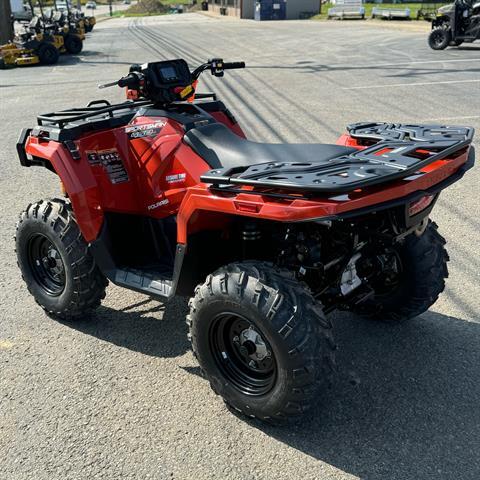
[{"x1": 147, "y1": 199, "x2": 169, "y2": 210}]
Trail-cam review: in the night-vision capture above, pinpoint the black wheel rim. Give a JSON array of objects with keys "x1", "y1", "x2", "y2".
[
  {"x1": 209, "y1": 312, "x2": 277, "y2": 396},
  {"x1": 432, "y1": 30, "x2": 445, "y2": 47},
  {"x1": 27, "y1": 234, "x2": 66, "y2": 296}
]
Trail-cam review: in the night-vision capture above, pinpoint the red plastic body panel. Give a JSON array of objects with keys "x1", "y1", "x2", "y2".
[
  {"x1": 175, "y1": 146, "x2": 469, "y2": 243},
  {"x1": 25, "y1": 107, "x2": 471, "y2": 245}
]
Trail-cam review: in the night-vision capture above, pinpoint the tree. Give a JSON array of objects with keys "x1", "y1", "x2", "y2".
[{"x1": 0, "y1": 0, "x2": 14, "y2": 44}]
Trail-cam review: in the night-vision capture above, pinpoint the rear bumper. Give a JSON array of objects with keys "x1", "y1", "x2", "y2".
[{"x1": 332, "y1": 147, "x2": 475, "y2": 225}]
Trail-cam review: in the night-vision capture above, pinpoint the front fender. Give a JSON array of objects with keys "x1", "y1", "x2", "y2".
[
  {"x1": 22, "y1": 134, "x2": 104, "y2": 243},
  {"x1": 432, "y1": 16, "x2": 450, "y2": 28}
]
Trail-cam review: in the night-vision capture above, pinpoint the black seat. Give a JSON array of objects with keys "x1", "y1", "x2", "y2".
[{"x1": 184, "y1": 123, "x2": 356, "y2": 170}]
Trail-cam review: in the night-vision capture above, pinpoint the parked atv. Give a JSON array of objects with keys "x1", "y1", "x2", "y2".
[
  {"x1": 429, "y1": 0, "x2": 480, "y2": 49},
  {"x1": 15, "y1": 59, "x2": 475, "y2": 423}
]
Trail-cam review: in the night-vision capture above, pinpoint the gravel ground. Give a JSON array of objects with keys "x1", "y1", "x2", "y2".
[{"x1": 1, "y1": 14, "x2": 479, "y2": 480}]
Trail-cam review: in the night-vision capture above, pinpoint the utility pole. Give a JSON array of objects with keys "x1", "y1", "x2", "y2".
[{"x1": 0, "y1": 0, "x2": 14, "y2": 44}]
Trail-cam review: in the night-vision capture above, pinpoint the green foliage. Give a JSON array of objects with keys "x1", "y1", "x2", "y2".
[{"x1": 312, "y1": 2, "x2": 446, "y2": 20}]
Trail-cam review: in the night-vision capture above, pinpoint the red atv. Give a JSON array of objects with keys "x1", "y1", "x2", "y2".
[{"x1": 16, "y1": 59, "x2": 474, "y2": 423}]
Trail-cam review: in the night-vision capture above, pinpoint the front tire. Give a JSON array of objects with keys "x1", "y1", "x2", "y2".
[
  {"x1": 188, "y1": 262, "x2": 336, "y2": 424},
  {"x1": 428, "y1": 28, "x2": 451, "y2": 50},
  {"x1": 37, "y1": 43, "x2": 59, "y2": 65},
  {"x1": 15, "y1": 199, "x2": 108, "y2": 320},
  {"x1": 352, "y1": 222, "x2": 448, "y2": 322},
  {"x1": 64, "y1": 35, "x2": 83, "y2": 54}
]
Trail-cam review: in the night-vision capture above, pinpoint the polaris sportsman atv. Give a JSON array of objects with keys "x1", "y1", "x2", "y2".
[
  {"x1": 15, "y1": 59, "x2": 475, "y2": 423},
  {"x1": 429, "y1": 0, "x2": 480, "y2": 49}
]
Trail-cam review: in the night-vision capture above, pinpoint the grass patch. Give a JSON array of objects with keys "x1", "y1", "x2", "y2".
[
  {"x1": 111, "y1": 10, "x2": 167, "y2": 17},
  {"x1": 110, "y1": 0, "x2": 194, "y2": 17},
  {"x1": 161, "y1": 0, "x2": 193, "y2": 4},
  {"x1": 312, "y1": 2, "x2": 446, "y2": 21}
]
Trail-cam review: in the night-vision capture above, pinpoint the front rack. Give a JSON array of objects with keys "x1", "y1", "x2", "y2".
[
  {"x1": 33, "y1": 93, "x2": 219, "y2": 142},
  {"x1": 200, "y1": 123, "x2": 474, "y2": 194},
  {"x1": 37, "y1": 99, "x2": 153, "y2": 129}
]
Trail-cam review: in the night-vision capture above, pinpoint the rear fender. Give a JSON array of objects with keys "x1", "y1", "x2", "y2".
[{"x1": 173, "y1": 147, "x2": 474, "y2": 296}]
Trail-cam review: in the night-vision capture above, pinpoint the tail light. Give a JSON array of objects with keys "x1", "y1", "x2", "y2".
[{"x1": 408, "y1": 194, "x2": 434, "y2": 217}]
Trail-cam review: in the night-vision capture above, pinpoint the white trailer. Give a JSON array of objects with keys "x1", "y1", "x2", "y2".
[{"x1": 10, "y1": 0, "x2": 24, "y2": 13}]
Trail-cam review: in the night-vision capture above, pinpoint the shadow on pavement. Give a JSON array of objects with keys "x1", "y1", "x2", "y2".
[
  {"x1": 64, "y1": 295, "x2": 480, "y2": 478},
  {"x1": 62, "y1": 296, "x2": 190, "y2": 359},
  {"x1": 248, "y1": 61, "x2": 480, "y2": 81},
  {"x1": 145, "y1": 304, "x2": 480, "y2": 479},
  {"x1": 247, "y1": 310, "x2": 480, "y2": 480}
]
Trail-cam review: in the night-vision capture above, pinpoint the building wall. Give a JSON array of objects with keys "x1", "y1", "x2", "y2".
[
  {"x1": 242, "y1": 0, "x2": 255, "y2": 19},
  {"x1": 207, "y1": 0, "x2": 241, "y2": 17},
  {"x1": 207, "y1": 0, "x2": 320, "y2": 20},
  {"x1": 286, "y1": 0, "x2": 321, "y2": 19}
]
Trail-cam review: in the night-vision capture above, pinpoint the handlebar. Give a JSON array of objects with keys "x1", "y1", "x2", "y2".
[
  {"x1": 98, "y1": 72, "x2": 141, "y2": 90},
  {"x1": 191, "y1": 59, "x2": 246, "y2": 79},
  {"x1": 223, "y1": 62, "x2": 246, "y2": 70},
  {"x1": 97, "y1": 59, "x2": 245, "y2": 104}
]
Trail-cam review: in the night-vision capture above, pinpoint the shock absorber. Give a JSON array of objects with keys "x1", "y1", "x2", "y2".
[{"x1": 241, "y1": 222, "x2": 262, "y2": 260}]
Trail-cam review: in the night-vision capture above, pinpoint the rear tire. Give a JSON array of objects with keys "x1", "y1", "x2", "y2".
[
  {"x1": 64, "y1": 35, "x2": 83, "y2": 54},
  {"x1": 352, "y1": 222, "x2": 448, "y2": 323},
  {"x1": 188, "y1": 262, "x2": 336, "y2": 424},
  {"x1": 15, "y1": 199, "x2": 108, "y2": 320},
  {"x1": 37, "y1": 43, "x2": 59, "y2": 65},
  {"x1": 428, "y1": 28, "x2": 451, "y2": 50}
]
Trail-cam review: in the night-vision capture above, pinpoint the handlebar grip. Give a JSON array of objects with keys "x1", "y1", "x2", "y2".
[
  {"x1": 222, "y1": 62, "x2": 246, "y2": 70},
  {"x1": 118, "y1": 73, "x2": 140, "y2": 88},
  {"x1": 118, "y1": 76, "x2": 133, "y2": 88}
]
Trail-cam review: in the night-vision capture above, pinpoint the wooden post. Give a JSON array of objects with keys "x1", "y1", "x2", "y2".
[{"x1": 0, "y1": 0, "x2": 14, "y2": 44}]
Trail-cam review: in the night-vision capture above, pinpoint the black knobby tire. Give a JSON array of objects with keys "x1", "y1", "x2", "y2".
[
  {"x1": 37, "y1": 43, "x2": 59, "y2": 65},
  {"x1": 15, "y1": 199, "x2": 108, "y2": 320},
  {"x1": 187, "y1": 262, "x2": 336, "y2": 424},
  {"x1": 353, "y1": 222, "x2": 448, "y2": 323},
  {"x1": 64, "y1": 35, "x2": 83, "y2": 54},
  {"x1": 428, "y1": 28, "x2": 451, "y2": 50}
]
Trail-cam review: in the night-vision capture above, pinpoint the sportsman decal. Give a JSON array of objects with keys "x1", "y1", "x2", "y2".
[{"x1": 125, "y1": 121, "x2": 166, "y2": 139}]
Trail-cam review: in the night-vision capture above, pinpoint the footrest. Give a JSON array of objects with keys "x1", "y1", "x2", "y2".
[{"x1": 115, "y1": 268, "x2": 173, "y2": 299}]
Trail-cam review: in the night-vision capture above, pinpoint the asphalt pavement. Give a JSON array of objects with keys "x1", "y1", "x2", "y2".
[{"x1": 1, "y1": 13, "x2": 479, "y2": 480}]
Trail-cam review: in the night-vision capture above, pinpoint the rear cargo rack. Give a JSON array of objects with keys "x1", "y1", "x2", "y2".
[{"x1": 200, "y1": 123, "x2": 474, "y2": 194}]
